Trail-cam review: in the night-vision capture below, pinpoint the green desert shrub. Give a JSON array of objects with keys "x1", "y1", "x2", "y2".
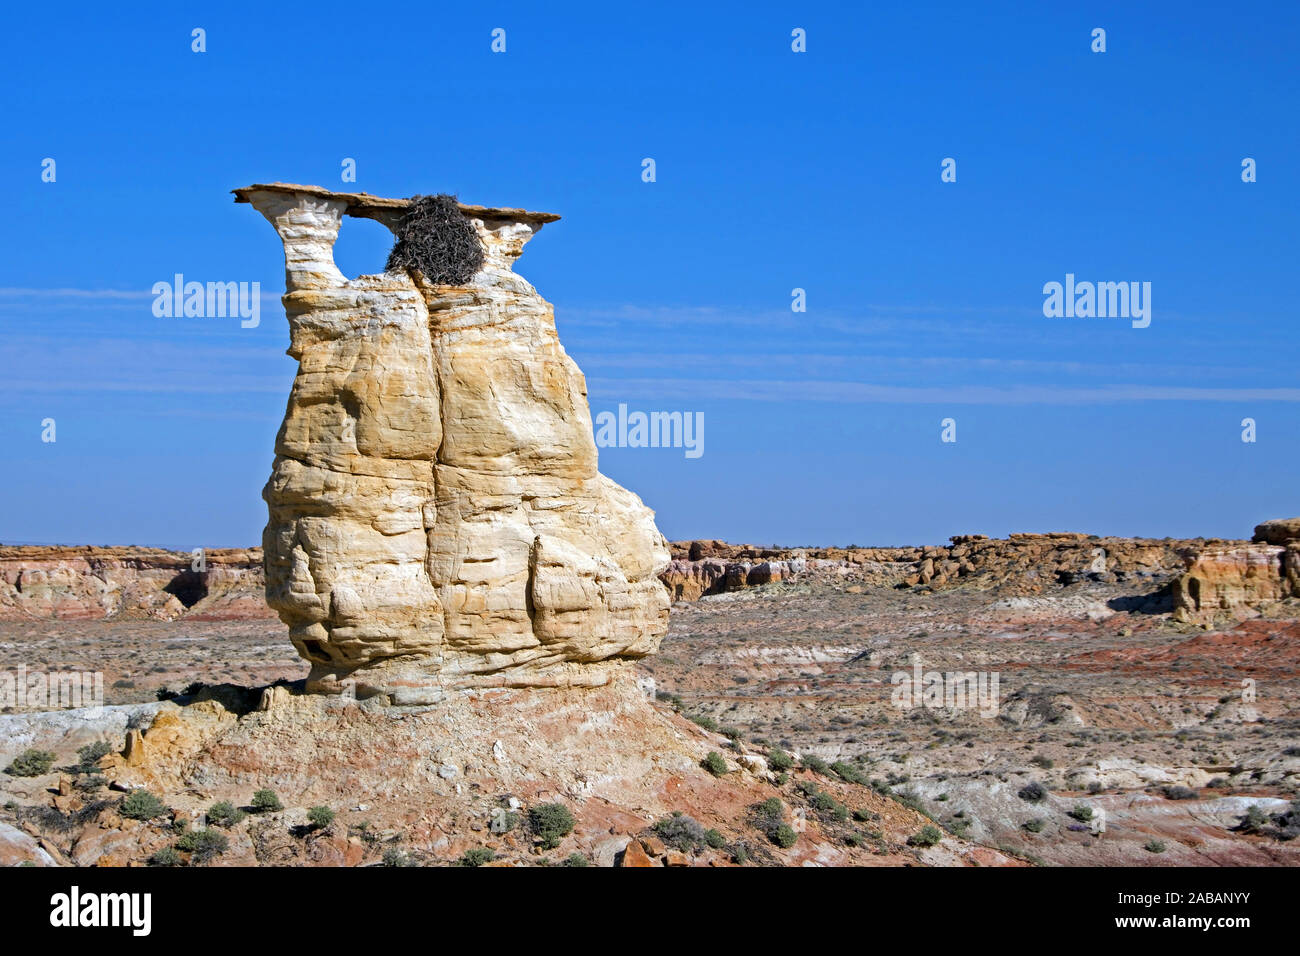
[
  {"x1": 150, "y1": 846, "x2": 182, "y2": 867},
  {"x1": 562, "y1": 853, "x2": 589, "y2": 867},
  {"x1": 528, "y1": 803, "x2": 575, "y2": 850},
  {"x1": 176, "y1": 828, "x2": 229, "y2": 864},
  {"x1": 703, "y1": 751, "x2": 727, "y2": 777},
  {"x1": 1068, "y1": 804, "x2": 1094, "y2": 822},
  {"x1": 1238, "y1": 805, "x2": 1268, "y2": 834},
  {"x1": 908, "y1": 824, "x2": 943, "y2": 847},
  {"x1": 207, "y1": 801, "x2": 245, "y2": 828},
  {"x1": 458, "y1": 848, "x2": 495, "y2": 867},
  {"x1": 893, "y1": 790, "x2": 927, "y2": 815},
  {"x1": 830, "y1": 761, "x2": 868, "y2": 785},
  {"x1": 307, "y1": 806, "x2": 336, "y2": 830},
  {"x1": 755, "y1": 798, "x2": 784, "y2": 828},
  {"x1": 1023, "y1": 818, "x2": 1047, "y2": 833},
  {"x1": 1144, "y1": 839, "x2": 1167, "y2": 854},
  {"x1": 1017, "y1": 781, "x2": 1048, "y2": 802},
  {"x1": 250, "y1": 789, "x2": 283, "y2": 813},
  {"x1": 753, "y1": 798, "x2": 796, "y2": 848},
  {"x1": 799, "y1": 782, "x2": 849, "y2": 821},
  {"x1": 653, "y1": 812, "x2": 708, "y2": 851},
  {"x1": 6, "y1": 749, "x2": 56, "y2": 777},
  {"x1": 120, "y1": 789, "x2": 169, "y2": 821},
  {"x1": 801, "y1": 754, "x2": 830, "y2": 775},
  {"x1": 75, "y1": 741, "x2": 113, "y2": 774},
  {"x1": 766, "y1": 748, "x2": 794, "y2": 773}
]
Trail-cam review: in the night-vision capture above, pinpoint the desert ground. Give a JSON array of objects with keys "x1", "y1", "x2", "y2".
[
  {"x1": 647, "y1": 576, "x2": 1300, "y2": 865},
  {"x1": 1, "y1": 530, "x2": 1297, "y2": 867}
]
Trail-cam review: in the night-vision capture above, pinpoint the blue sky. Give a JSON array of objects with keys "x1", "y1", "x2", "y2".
[{"x1": 1, "y1": 1, "x2": 1297, "y2": 548}]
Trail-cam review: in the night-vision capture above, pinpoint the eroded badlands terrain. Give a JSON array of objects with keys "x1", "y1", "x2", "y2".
[
  {"x1": 1, "y1": 525, "x2": 1298, "y2": 867},
  {"x1": 649, "y1": 578, "x2": 1300, "y2": 866}
]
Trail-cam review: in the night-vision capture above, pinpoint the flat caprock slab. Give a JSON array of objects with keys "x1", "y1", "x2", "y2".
[{"x1": 231, "y1": 181, "x2": 561, "y2": 224}]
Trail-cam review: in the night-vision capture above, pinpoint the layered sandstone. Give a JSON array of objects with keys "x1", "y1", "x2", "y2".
[
  {"x1": 661, "y1": 534, "x2": 1200, "y2": 600},
  {"x1": 234, "y1": 183, "x2": 670, "y2": 702},
  {"x1": 0, "y1": 546, "x2": 267, "y2": 621},
  {"x1": 1253, "y1": 517, "x2": 1300, "y2": 546},
  {"x1": 663, "y1": 527, "x2": 1300, "y2": 625},
  {"x1": 1171, "y1": 542, "x2": 1299, "y2": 624}
]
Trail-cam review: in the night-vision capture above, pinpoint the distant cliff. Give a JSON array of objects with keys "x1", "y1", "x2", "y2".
[
  {"x1": 661, "y1": 523, "x2": 1300, "y2": 626},
  {"x1": 0, "y1": 546, "x2": 270, "y2": 621}
]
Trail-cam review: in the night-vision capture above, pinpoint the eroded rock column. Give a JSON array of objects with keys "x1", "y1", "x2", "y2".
[{"x1": 236, "y1": 183, "x2": 669, "y2": 703}]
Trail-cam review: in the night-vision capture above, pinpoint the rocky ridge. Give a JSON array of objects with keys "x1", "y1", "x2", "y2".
[
  {"x1": 7, "y1": 521, "x2": 1298, "y2": 630},
  {"x1": 661, "y1": 524, "x2": 1300, "y2": 625}
]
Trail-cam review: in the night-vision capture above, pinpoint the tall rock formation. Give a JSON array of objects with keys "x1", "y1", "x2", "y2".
[
  {"x1": 1170, "y1": 543, "x2": 1293, "y2": 624},
  {"x1": 1169, "y1": 518, "x2": 1300, "y2": 624},
  {"x1": 234, "y1": 183, "x2": 669, "y2": 703}
]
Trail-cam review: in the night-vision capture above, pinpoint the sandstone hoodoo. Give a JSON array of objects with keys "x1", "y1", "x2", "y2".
[{"x1": 234, "y1": 183, "x2": 670, "y2": 703}]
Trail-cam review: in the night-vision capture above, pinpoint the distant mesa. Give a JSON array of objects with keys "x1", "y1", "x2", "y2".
[{"x1": 6, "y1": 517, "x2": 1299, "y2": 630}]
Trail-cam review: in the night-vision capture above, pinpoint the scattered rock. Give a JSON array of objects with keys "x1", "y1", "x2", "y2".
[
  {"x1": 0, "y1": 822, "x2": 57, "y2": 866},
  {"x1": 620, "y1": 839, "x2": 656, "y2": 867},
  {"x1": 1253, "y1": 518, "x2": 1300, "y2": 546}
]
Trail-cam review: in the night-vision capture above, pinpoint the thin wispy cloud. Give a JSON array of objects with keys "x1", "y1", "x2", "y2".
[
  {"x1": 558, "y1": 302, "x2": 1020, "y2": 335},
  {"x1": 587, "y1": 378, "x2": 1300, "y2": 405},
  {"x1": 0, "y1": 336, "x2": 289, "y2": 394},
  {"x1": 0, "y1": 286, "x2": 281, "y2": 303},
  {"x1": 578, "y1": 350, "x2": 1268, "y2": 381},
  {"x1": 2, "y1": 378, "x2": 286, "y2": 394},
  {"x1": 0, "y1": 287, "x2": 153, "y2": 299}
]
